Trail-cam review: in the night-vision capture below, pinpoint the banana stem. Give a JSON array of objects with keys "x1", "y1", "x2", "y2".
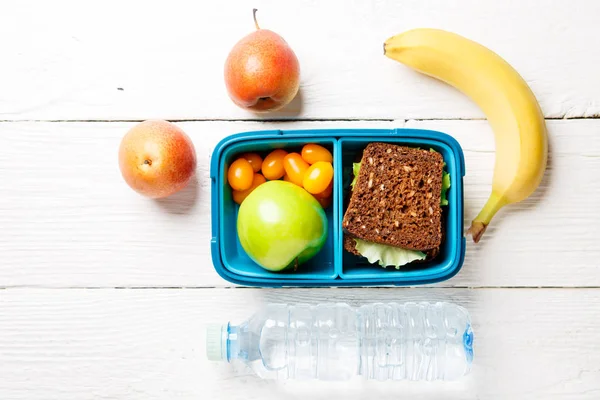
[{"x1": 468, "y1": 192, "x2": 507, "y2": 243}]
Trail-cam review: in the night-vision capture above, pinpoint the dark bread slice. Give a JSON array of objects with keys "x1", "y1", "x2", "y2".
[
  {"x1": 342, "y1": 143, "x2": 444, "y2": 250},
  {"x1": 344, "y1": 234, "x2": 362, "y2": 256},
  {"x1": 343, "y1": 234, "x2": 439, "y2": 260}
]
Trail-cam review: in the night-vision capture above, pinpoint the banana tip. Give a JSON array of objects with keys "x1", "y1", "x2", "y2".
[{"x1": 467, "y1": 221, "x2": 487, "y2": 243}]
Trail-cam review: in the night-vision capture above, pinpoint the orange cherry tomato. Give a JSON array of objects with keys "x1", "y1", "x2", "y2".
[
  {"x1": 240, "y1": 152, "x2": 263, "y2": 173},
  {"x1": 262, "y1": 149, "x2": 288, "y2": 180},
  {"x1": 301, "y1": 144, "x2": 333, "y2": 165},
  {"x1": 314, "y1": 195, "x2": 332, "y2": 209},
  {"x1": 312, "y1": 181, "x2": 333, "y2": 209},
  {"x1": 283, "y1": 153, "x2": 310, "y2": 187},
  {"x1": 303, "y1": 161, "x2": 333, "y2": 194},
  {"x1": 283, "y1": 174, "x2": 292, "y2": 182},
  {"x1": 314, "y1": 179, "x2": 333, "y2": 198},
  {"x1": 232, "y1": 173, "x2": 266, "y2": 204},
  {"x1": 228, "y1": 158, "x2": 254, "y2": 190}
]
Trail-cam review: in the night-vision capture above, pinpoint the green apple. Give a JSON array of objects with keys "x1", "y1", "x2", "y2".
[{"x1": 237, "y1": 180, "x2": 328, "y2": 271}]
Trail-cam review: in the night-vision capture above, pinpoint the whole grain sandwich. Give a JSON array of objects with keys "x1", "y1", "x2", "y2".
[{"x1": 342, "y1": 143, "x2": 450, "y2": 268}]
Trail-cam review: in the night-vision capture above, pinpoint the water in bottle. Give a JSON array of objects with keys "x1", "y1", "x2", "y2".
[{"x1": 206, "y1": 302, "x2": 473, "y2": 381}]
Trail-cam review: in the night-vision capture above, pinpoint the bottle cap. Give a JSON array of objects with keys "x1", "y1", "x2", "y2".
[{"x1": 206, "y1": 324, "x2": 226, "y2": 361}]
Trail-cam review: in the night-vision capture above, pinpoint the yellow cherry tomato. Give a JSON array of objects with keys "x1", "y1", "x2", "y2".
[
  {"x1": 232, "y1": 173, "x2": 266, "y2": 204},
  {"x1": 314, "y1": 179, "x2": 333, "y2": 198},
  {"x1": 312, "y1": 180, "x2": 333, "y2": 209},
  {"x1": 228, "y1": 158, "x2": 254, "y2": 191},
  {"x1": 283, "y1": 153, "x2": 310, "y2": 187},
  {"x1": 303, "y1": 161, "x2": 333, "y2": 194},
  {"x1": 301, "y1": 144, "x2": 333, "y2": 165},
  {"x1": 240, "y1": 152, "x2": 263, "y2": 173},
  {"x1": 262, "y1": 149, "x2": 288, "y2": 180}
]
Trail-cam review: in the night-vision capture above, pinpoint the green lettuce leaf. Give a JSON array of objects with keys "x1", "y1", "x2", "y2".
[
  {"x1": 440, "y1": 171, "x2": 451, "y2": 206},
  {"x1": 350, "y1": 162, "x2": 361, "y2": 189},
  {"x1": 354, "y1": 238, "x2": 426, "y2": 269}
]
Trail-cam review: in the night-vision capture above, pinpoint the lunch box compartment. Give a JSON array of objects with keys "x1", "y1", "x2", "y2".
[
  {"x1": 215, "y1": 136, "x2": 338, "y2": 282},
  {"x1": 338, "y1": 137, "x2": 465, "y2": 284}
]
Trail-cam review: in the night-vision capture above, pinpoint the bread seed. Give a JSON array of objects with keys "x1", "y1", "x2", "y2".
[
  {"x1": 368, "y1": 157, "x2": 373, "y2": 165},
  {"x1": 427, "y1": 178, "x2": 432, "y2": 184},
  {"x1": 429, "y1": 207, "x2": 434, "y2": 215},
  {"x1": 361, "y1": 225, "x2": 366, "y2": 229},
  {"x1": 380, "y1": 184, "x2": 385, "y2": 190},
  {"x1": 394, "y1": 221, "x2": 399, "y2": 227},
  {"x1": 407, "y1": 190, "x2": 415, "y2": 198},
  {"x1": 427, "y1": 192, "x2": 432, "y2": 199},
  {"x1": 403, "y1": 166, "x2": 412, "y2": 172},
  {"x1": 368, "y1": 173, "x2": 374, "y2": 188},
  {"x1": 386, "y1": 148, "x2": 392, "y2": 153},
  {"x1": 410, "y1": 212, "x2": 417, "y2": 217}
]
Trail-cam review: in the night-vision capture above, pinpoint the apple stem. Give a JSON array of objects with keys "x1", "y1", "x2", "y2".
[{"x1": 253, "y1": 8, "x2": 260, "y2": 30}]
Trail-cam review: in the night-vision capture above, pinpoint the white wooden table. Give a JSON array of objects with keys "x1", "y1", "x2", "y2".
[{"x1": 2, "y1": 1, "x2": 600, "y2": 398}]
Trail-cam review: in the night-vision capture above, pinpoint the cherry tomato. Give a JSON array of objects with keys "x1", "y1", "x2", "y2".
[
  {"x1": 314, "y1": 179, "x2": 333, "y2": 198},
  {"x1": 312, "y1": 180, "x2": 333, "y2": 209},
  {"x1": 313, "y1": 194, "x2": 332, "y2": 209},
  {"x1": 262, "y1": 149, "x2": 288, "y2": 180},
  {"x1": 301, "y1": 144, "x2": 333, "y2": 165},
  {"x1": 232, "y1": 173, "x2": 266, "y2": 204},
  {"x1": 240, "y1": 152, "x2": 263, "y2": 173},
  {"x1": 283, "y1": 153, "x2": 310, "y2": 186},
  {"x1": 303, "y1": 161, "x2": 333, "y2": 194},
  {"x1": 283, "y1": 174, "x2": 292, "y2": 182},
  {"x1": 228, "y1": 158, "x2": 254, "y2": 190}
]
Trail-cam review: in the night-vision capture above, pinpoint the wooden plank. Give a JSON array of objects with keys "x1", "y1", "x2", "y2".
[
  {"x1": 1, "y1": 120, "x2": 598, "y2": 288},
  {"x1": 1, "y1": 0, "x2": 599, "y2": 120},
  {"x1": 0, "y1": 288, "x2": 599, "y2": 399}
]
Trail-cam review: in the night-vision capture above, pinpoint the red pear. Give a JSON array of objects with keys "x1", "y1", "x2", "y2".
[
  {"x1": 224, "y1": 9, "x2": 300, "y2": 112},
  {"x1": 118, "y1": 120, "x2": 196, "y2": 199}
]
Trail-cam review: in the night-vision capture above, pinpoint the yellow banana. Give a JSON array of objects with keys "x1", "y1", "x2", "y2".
[{"x1": 384, "y1": 28, "x2": 547, "y2": 243}]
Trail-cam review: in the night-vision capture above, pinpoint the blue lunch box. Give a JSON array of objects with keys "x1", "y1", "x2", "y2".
[{"x1": 210, "y1": 128, "x2": 466, "y2": 287}]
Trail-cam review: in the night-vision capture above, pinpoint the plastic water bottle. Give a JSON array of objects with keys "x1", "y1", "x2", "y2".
[{"x1": 206, "y1": 302, "x2": 473, "y2": 381}]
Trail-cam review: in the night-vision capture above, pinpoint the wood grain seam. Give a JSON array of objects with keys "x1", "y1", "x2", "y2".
[
  {"x1": 1, "y1": 116, "x2": 599, "y2": 123},
  {"x1": 1, "y1": 286, "x2": 600, "y2": 290}
]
